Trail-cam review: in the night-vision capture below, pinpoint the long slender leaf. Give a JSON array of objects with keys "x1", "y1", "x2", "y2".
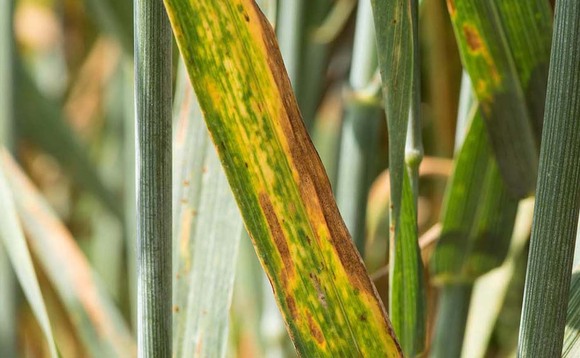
[
  {"x1": 2, "y1": 150, "x2": 137, "y2": 357},
  {"x1": 518, "y1": 1, "x2": 580, "y2": 356},
  {"x1": 172, "y1": 63, "x2": 244, "y2": 357},
  {"x1": 446, "y1": 0, "x2": 552, "y2": 197},
  {"x1": 430, "y1": 93, "x2": 518, "y2": 357},
  {"x1": 0, "y1": 161, "x2": 58, "y2": 357},
  {"x1": 134, "y1": 0, "x2": 173, "y2": 355},
  {"x1": 370, "y1": 0, "x2": 425, "y2": 354},
  {"x1": 164, "y1": 1, "x2": 402, "y2": 355}
]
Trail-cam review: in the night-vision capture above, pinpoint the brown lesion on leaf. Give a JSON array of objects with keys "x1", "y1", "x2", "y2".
[
  {"x1": 307, "y1": 315, "x2": 325, "y2": 344},
  {"x1": 258, "y1": 192, "x2": 295, "y2": 280},
  {"x1": 286, "y1": 295, "x2": 298, "y2": 318},
  {"x1": 463, "y1": 24, "x2": 483, "y2": 52}
]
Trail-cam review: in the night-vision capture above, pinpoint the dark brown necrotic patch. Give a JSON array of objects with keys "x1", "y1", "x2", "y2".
[
  {"x1": 258, "y1": 192, "x2": 295, "y2": 279},
  {"x1": 307, "y1": 315, "x2": 325, "y2": 344},
  {"x1": 463, "y1": 25, "x2": 483, "y2": 52}
]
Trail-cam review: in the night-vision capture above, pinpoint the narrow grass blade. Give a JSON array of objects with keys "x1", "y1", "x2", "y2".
[
  {"x1": 172, "y1": 63, "x2": 243, "y2": 357},
  {"x1": 446, "y1": 0, "x2": 552, "y2": 197},
  {"x1": 2, "y1": 150, "x2": 137, "y2": 357},
  {"x1": 0, "y1": 161, "x2": 58, "y2": 358},
  {"x1": 518, "y1": 1, "x2": 580, "y2": 356},
  {"x1": 164, "y1": 1, "x2": 402, "y2": 355},
  {"x1": 134, "y1": 0, "x2": 173, "y2": 355},
  {"x1": 14, "y1": 64, "x2": 123, "y2": 220},
  {"x1": 370, "y1": 0, "x2": 426, "y2": 354},
  {"x1": 564, "y1": 268, "x2": 580, "y2": 357}
]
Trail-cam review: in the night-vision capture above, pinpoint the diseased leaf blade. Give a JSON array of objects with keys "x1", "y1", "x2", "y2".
[
  {"x1": 164, "y1": 1, "x2": 401, "y2": 356},
  {"x1": 446, "y1": 0, "x2": 552, "y2": 197}
]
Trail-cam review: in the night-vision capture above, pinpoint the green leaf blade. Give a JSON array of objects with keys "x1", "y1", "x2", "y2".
[
  {"x1": 370, "y1": 0, "x2": 425, "y2": 354},
  {"x1": 518, "y1": 0, "x2": 580, "y2": 355},
  {"x1": 172, "y1": 64, "x2": 244, "y2": 358}
]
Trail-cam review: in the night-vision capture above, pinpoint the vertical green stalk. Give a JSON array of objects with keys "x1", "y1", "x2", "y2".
[
  {"x1": 517, "y1": 1, "x2": 580, "y2": 356},
  {"x1": 336, "y1": 0, "x2": 381, "y2": 255},
  {"x1": 134, "y1": 0, "x2": 172, "y2": 355}
]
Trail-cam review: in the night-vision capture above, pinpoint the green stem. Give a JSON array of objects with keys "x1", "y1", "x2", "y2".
[
  {"x1": 517, "y1": 1, "x2": 580, "y2": 356},
  {"x1": 430, "y1": 284, "x2": 473, "y2": 358},
  {"x1": 134, "y1": 0, "x2": 173, "y2": 355}
]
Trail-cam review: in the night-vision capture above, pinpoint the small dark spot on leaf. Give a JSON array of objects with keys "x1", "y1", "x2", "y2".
[{"x1": 173, "y1": 305, "x2": 180, "y2": 313}]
